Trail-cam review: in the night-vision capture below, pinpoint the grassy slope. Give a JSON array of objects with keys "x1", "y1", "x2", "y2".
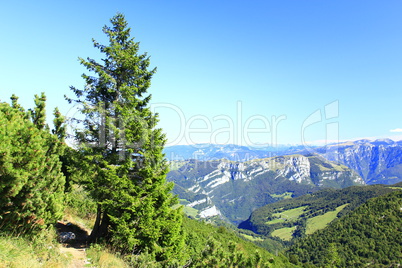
[
  {"x1": 0, "y1": 230, "x2": 71, "y2": 268},
  {"x1": 271, "y1": 206, "x2": 308, "y2": 222},
  {"x1": 269, "y1": 204, "x2": 348, "y2": 240},
  {"x1": 305, "y1": 203, "x2": 348, "y2": 235},
  {"x1": 271, "y1": 227, "x2": 297, "y2": 241}
]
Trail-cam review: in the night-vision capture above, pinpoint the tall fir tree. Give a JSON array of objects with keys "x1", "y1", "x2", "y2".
[{"x1": 67, "y1": 13, "x2": 184, "y2": 263}]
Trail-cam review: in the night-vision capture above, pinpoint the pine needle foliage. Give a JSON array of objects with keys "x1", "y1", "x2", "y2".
[{"x1": 0, "y1": 99, "x2": 65, "y2": 234}]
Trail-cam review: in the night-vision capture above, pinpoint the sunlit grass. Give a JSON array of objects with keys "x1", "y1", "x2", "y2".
[
  {"x1": 387, "y1": 186, "x2": 402, "y2": 190},
  {"x1": 272, "y1": 206, "x2": 308, "y2": 219},
  {"x1": 86, "y1": 245, "x2": 128, "y2": 268},
  {"x1": 271, "y1": 226, "x2": 296, "y2": 241},
  {"x1": 239, "y1": 233, "x2": 264, "y2": 242},
  {"x1": 266, "y1": 218, "x2": 286, "y2": 225},
  {"x1": 183, "y1": 206, "x2": 199, "y2": 218},
  {"x1": 0, "y1": 230, "x2": 71, "y2": 268},
  {"x1": 270, "y1": 192, "x2": 293, "y2": 200},
  {"x1": 305, "y1": 203, "x2": 349, "y2": 235},
  {"x1": 63, "y1": 207, "x2": 94, "y2": 233},
  {"x1": 266, "y1": 205, "x2": 308, "y2": 224}
]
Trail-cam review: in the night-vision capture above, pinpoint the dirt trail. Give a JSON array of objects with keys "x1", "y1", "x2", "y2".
[
  {"x1": 60, "y1": 246, "x2": 88, "y2": 268},
  {"x1": 57, "y1": 221, "x2": 91, "y2": 268}
]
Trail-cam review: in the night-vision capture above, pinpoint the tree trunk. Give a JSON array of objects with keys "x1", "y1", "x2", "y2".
[
  {"x1": 98, "y1": 212, "x2": 110, "y2": 238},
  {"x1": 89, "y1": 205, "x2": 105, "y2": 242}
]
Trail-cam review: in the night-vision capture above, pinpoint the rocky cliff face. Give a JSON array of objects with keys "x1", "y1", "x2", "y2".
[
  {"x1": 317, "y1": 139, "x2": 402, "y2": 185},
  {"x1": 167, "y1": 155, "x2": 363, "y2": 223}
]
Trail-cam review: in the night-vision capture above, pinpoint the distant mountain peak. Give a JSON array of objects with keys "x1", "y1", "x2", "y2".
[
  {"x1": 316, "y1": 138, "x2": 402, "y2": 185},
  {"x1": 372, "y1": 138, "x2": 395, "y2": 145},
  {"x1": 353, "y1": 139, "x2": 372, "y2": 144}
]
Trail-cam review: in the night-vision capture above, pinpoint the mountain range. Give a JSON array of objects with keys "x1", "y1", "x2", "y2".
[
  {"x1": 167, "y1": 154, "x2": 363, "y2": 223},
  {"x1": 314, "y1": 138, "x2": 402, "y2": 185},
  {"x1": 165, "y1": 139, "x2": 402, "y2": 185}
]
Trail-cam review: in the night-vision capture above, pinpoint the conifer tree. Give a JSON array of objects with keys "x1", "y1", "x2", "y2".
[
  {"x1": 52, "y1": 106, "x2": 76, "y2": 193},
  {"x1": 68, "y1": 13, "x2": 184, "y2": 262},
  {"x1": 30, "y1": 92, "x2": 47, "y2": 130},
  {"x1": 0, "y1": 100, "x2": 65, "y2": 233},
  {"x1": 10, "y1": 94, "x2": 24, "y2": 112},
  {"x1": 52, "y1": 107, "x2": 66, "y2": 140}
]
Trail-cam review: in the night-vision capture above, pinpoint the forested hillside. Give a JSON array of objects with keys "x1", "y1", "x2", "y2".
[
  {"x1": 181, "y1": 217, "x2": 294, "y2": 267},
  {"x1": 287, "y1": 190, "x2": 402, "y2": 267},
  {"x1": 239, "y1": 184, "x2": 400, "y2": 245}
]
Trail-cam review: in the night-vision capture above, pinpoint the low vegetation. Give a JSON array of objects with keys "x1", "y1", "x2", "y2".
[
  {"x1": 85, "y1": 244, "x2": 128, "y2": 268},
  {"x1": 0, "y1": 229, "x2": 70, "y2": 268}
]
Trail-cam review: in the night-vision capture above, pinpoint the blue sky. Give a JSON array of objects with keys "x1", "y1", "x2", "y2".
[{"x1": 1, "y1": 1, "x2": 402, "y2": 147}]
